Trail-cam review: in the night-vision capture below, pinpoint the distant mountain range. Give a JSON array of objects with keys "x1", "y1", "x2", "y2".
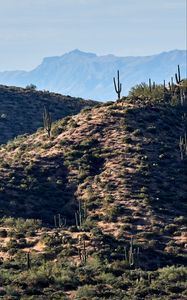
[{"x1": 0, "y1": 49, "x2": 186, "y2": 101}]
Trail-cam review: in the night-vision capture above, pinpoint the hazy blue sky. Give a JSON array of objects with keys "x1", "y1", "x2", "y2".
[{"x1": 0, "y1": 0, "x2": 186, "y2": 70}]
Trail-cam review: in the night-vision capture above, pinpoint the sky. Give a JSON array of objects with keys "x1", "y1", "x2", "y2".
[{"x1": 0, "y1": 0, "x2": 186, "y2": 71}]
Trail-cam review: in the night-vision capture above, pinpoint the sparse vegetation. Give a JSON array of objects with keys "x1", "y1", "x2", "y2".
[
  {"x1": 0, "y1": 85, "x2": 98, "y2": 144},
  {"x1": 0, "y1": 76, "x2": 186, "y2": 299}
]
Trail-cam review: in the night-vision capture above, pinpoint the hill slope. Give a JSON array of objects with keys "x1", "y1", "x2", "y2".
[
  {"x1": 0, "y1": 97, "x2": 186, "y2": 253},
  {"x1": 0, "y1": 96, "x2": 187, "y2": 299},
  {"x1": 0, "y1": 85, "x2": 98, "y2": 144},
  {"x1": 0, "y1": 49, "x2": 186, "y2": 100}
]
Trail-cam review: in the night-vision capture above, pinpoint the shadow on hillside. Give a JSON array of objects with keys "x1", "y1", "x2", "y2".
[
  {"x1": 124, "y1": 103, "x2": 187, "y2": 220},
  {"x1": 0, "y1": 85, "x2": 97, "y2": 144},
  {"x1": 0, "y1": 154, "x2": 77, "y2": 224}
]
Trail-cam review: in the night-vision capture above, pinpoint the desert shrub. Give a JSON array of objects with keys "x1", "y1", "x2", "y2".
[
  {"x1": 158, "y1": 266, "x2": 187, "y2": 283},
  {"x1": 26, "y1": 84, "x2": 37, "y2": 90},
  {"x1": 105, "y1": 206, "x2": 121, "y2": 221},
  {"x1": 164, "y1": 224, "x2": 177, "y2": 234},
  {"x1": 1, "y1": 217, "x2": 41, "y2": 233},
  {"x1": 75, "y1": 285, "x2": 96, "y2": 299},
  {"x1": 97, "y1": 272, "x2": 116, "y2": 284},
  {"x1": 81, "y1": 107, "x2": 92, "y2": 113},
  {"x1": 105, "y1": 182, "x2": 116, "y2": 191},
  {"x1": 8, "y1": 248, "x2": 18, "y2": 256},
  {"x1": 78, "y1": 168, "x2": 90, "y2": 180},
  {"x1": 104, "y1": 195, "x2": 114, "y2": 204},
  {"x1": 68, "y1": 119, "x2": 79, "y2": 128},
  {"x1": 9, "y1": 232, "x2": 25, "y2": 239},
  {"x1": 165, "y1": 245, "x2": 180, "y2": 255},
  {"x1": 53, "y1": 269, "x2": 78, "y2": 290},
  {"x1": 17, "y1": 262, "x2": 77, "y2": 290},
  {"x1": 122, "y1": 216, "x2": 132, "y2": 223},
  {"x1": 65, "y1": 150, "x2": 83, "y2": 160},
  {"x1": 133, "y1": 129, "x2": 143, "y2": 136},
  {"x1": 42, "y1": 235, "x2": 62, "y2": 248},
  {"x1": 77, "y1": 138, "x2": 98, "y2": 150},
  {"x1": 0, "y1": 229, "x2": 7, "y2": 238},
  {"x1": 103, "y1": 101, "x2": 115, "y2": 106},
  {"x1": 52, "y1": 126, "x2": 66, "y2": 136},
  {"x1": 17, "y1": 238, "x2": 27, "y2": 248},
  {"x1": 119, "y1": 224, "x2": 132, "y2": 233},
  {"x1": 52, "y1": 117, "x2": 71, "y2": 136},
  {"x1": 25, "y1": 230, "x2": 37, "y2": 238},
  {"x1": 123, "y1": 136, "x2": 133, "y2": 144},
  {"x1": 6, "y1": 239, "x2": 18, "y2": 249},
  {"x1": 174, "y1": 216, "x2": 187, "y2": 225},
  {"x1": 59, "y1": 139, "x2": 69, "y2": 146},
  {"x1": 124, "y1": 125, "x2": 134, "y2": 132},
  {"x1": 129, "y1": 83, "x2": 164, "y2": 100}
]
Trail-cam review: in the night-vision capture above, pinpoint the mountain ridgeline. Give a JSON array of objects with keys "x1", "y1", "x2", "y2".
[
  {"x1": 0, "y1": 85, "x2": 98, "y2": 144},
  {"x1": 0, "y1": 49, "x2": 186, "y2": 100}
]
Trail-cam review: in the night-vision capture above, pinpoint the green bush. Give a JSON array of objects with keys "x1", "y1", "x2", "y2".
[
  {"x1": 158, "y1": 266, "x2": 187, "y2": 283},
  {"x1": 75, "y1": 285, "x2": 96, "y2": 299},
  {"x1": 129, "y1": 83, "x2": 164, "y2": 100}
]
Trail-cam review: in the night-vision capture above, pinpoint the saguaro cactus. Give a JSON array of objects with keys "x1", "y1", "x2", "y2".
[
  {"x1": 113, "y1": 70, "x2": 122, "y2": 100},
  {"x1": 75, "y1": 200, "x2": 83, "y2": 229},
  {"x1": 26, "y1": 252, "x2": 31, "y2": 269},
  {"x1": 149, "y1": 78, "x2": 152, "y2": 92},
  {"x1": 149, "y1": 78, "x2": 156, "y2": 91},
  {"x1": 179, "y1": 133, "x2": 187, "y2": 160},
  {"x1": 175, "y1": 65, "x2": 181, "y2": 84},
  {"x1": 124, "y1": 237, "x2": 140, "y2": 268},
  {"x1": 43, "y1": 106, "x2": 52, "y2": 138},
  {"x1": 54, "y1": 215, "x2": 57, "y2": 227},
  {"x1": 171, "y1": 76, "x2": 174, "y2": 89},
  {"x1": 78, "y1": 239, "x2": 88, "y2": 265},
  {"x1": 54, "y1": 214, "x2": 66, "y2": 228}
]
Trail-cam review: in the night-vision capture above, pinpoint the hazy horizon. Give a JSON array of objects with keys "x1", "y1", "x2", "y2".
[
  {"x1": 0, "y1": 49, "x2": 186, "y2": 100},
  {"x1": 0, "y1": 48, "x2": 186, "y2": 72},
  {"x1": 0, "y1": 0, "x2": 186, "y2": 71}
]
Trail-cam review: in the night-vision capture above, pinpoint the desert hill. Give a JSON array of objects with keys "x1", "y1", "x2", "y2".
[
  {"x1": 0, "y1": 84, "x2": 98, "y2": 144},
  {"x1": 0, "y1": 90, "x2": 187, "y2": 299},
  {"x1": 0, "y1": 93, "x2": 186, "y2": 244}
]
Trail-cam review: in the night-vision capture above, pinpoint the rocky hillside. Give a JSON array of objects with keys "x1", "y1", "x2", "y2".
[
  {"x1": 0, "y1": 95, "x2": 186, "y2": 245},
  {"x1": 0, "y1": 94, "x2": 186, "y2": 299},
  {"x1": 0, "y1": 84, "x2": 98, "y2": 144}
]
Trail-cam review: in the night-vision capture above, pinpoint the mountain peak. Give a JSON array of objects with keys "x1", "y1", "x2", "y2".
[
  {"x1": 66, "y1": 49, "x2": 97, "y2": 58},
  {"x1": 0, "y1": 49, "x2": 186, "y2": 101}
]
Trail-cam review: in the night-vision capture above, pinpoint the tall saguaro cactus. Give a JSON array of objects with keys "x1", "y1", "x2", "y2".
[
  {"x1": 26, "y1": 252, "x2": 31, "y2": 270},
  {"x1": 149, "y1": 78, "x2": 156, "y2": 92},
  {"x1": 43, "y1": 106, "x2": 52, "y2": 138},
  {"x1": 113, "y1": 70, "x2": 122, "y2": 100},
  {"x1": 75, "y1": 199, "x2": 83, "y2": 229},
  {"x1": 175, "y1": 65, "x2": 181, "y2": 84},
  {"x1": 149, "y1": 78, "x2": 152, "y2": 92}
]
